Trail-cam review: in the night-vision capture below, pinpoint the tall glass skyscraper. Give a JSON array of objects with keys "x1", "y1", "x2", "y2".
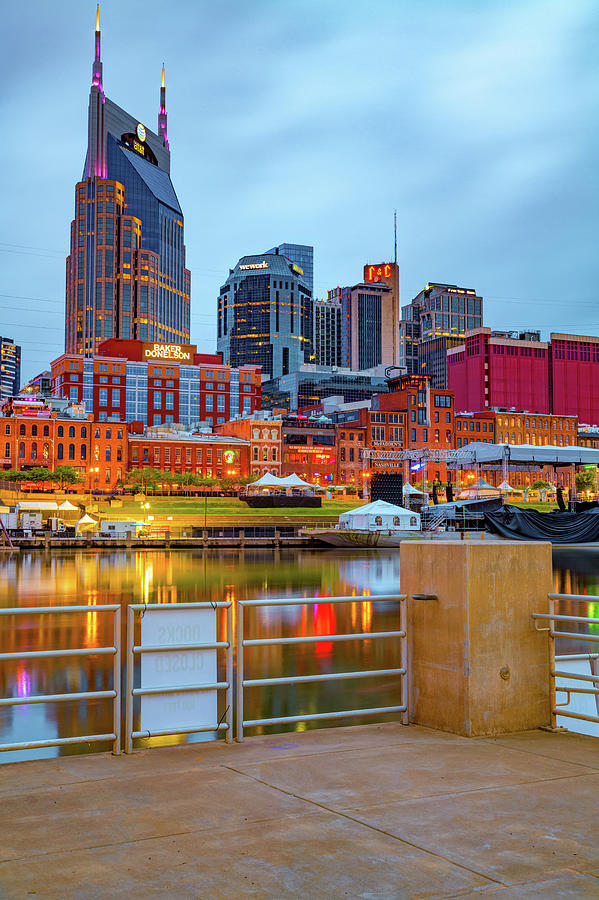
[
  {"x1": 264, "y1": 244, "x2": 313, "y2": 294},
  {"x1": 217, "y1": 254, "x2": 313, "y2": 379},
  {"x1": 65, "y1": 7, "x2": 191, "y2": 356}
]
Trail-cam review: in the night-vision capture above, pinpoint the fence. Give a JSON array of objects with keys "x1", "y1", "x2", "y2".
[
  {"x1": 0, "y1": 604, "x2": 121, "y2": 755},
  {"x1": 533, "y1": 593, "x2": 599, "y2": 730},
  {"x1": 235, "y1": 594, "x2": 408, "y2": 741},
  {"x1": 125, "y1": 601, "x2": 233, "y2": 752}
]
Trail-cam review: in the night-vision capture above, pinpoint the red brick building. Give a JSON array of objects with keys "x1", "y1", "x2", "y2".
[
  {"x1": 127, "y1": 426, "x2": 250, "y2": 481},
  {"x1": 215, "y1": 418, "x2": 282, "y2": 478}
]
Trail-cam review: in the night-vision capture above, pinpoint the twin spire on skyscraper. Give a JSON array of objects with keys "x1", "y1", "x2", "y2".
[{"x1": 91, "y1": 5, "x2": 169, "y2": 148}]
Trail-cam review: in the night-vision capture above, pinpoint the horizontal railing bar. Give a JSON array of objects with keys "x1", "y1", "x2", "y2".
[
  {"x1": 551, "y1": 631, "x2": 599, "y2": 644},
  {"x1": 552, "y1": 708, "x2": 599, "y2": 725},
  {"x1": 549, "y1": 594, "x2": 598, "y2": 603},
  {"x1": 243, "y1": 630, "x2": 405, "y2": 647},
  {"x1": 0, "y1": 690, "x2": 116, "y2": 707},
  {"x1": 556, "y1": 686, "x2": 599, "y2": 696},
  {"x1": 240, "y1": 594, "x2": 406, "y2": 608},
  {"x1": 0, "y1": 647, "x2": 115, "y2": 661},
  {"x1": 132, "y1": 723, "x2": 228, "y2": 738},
  {"x1": 132, "y1": 682, "x2": 228, "y2": 696},
  {"x1": 556, "y1": 653, "x2": 599, "y2": 661},
  {"x1": 129, "y1": 602, "x2": 231, "y2": 611},
  {"x1": 0, "y1": 605, "x2": 120, "y2": 615},
  {"x1": 533, "y1": 613, "x2": 599, "y2": 625},
  {"x1": 243, "y1": 705, "x2": 407, "y2": 727},
  {"x1": 133, "y1": 642, "x2": 228, "y2": 654},
  {"x1": 0, "y1": 733, "x2": 116, "y2": 752},
  {"x1": 243, "y1": 668, "x2": 406, "y2": 687},
  {"x1": 554, "y1": 670, "x2": 599, "y2": 684}
]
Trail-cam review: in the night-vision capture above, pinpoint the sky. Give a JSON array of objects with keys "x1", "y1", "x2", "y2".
[{"x1": 1, "y1": 0, "x2": 598, "y2": 384}]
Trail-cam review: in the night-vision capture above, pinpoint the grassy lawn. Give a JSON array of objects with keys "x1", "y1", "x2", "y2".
[
  {"x1": 510, "y1": 501, "x2": 559, "y2": 512},
  {"x1": 95, "y1": 497, "x2": 364, "y2": 520}
]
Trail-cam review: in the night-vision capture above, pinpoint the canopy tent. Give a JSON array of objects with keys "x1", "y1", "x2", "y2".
[
  {"x1": 279, "y1": 474, "x2": 314, "y2": 489},
  {"x1": 247, "y1": 473, "x2": 315, "y2": 491},
  {"x1": 58, "y1": 500, "x2": 79, "y2": 511},
  {"x1": 497, "y1": 481, "x2": 517, "y2": 492},
  {"x1": 248, "y1": 473, "x2": 285, "y2": 488},
  {"x1": 402, "y1": 483, "x2": 424, "y2": 495},
  {"x1": 76, "y1": 514, "x2": 97, "y2": 528},
  {"x1": 458, "y1": 477, "x2": 500, "y2": 500},
  {"x1": 339, "y1": 499, "x2": 420, "y2": 532},
  {"x1": 15, "y1": 501, "x2": 59, "y2": 511}
]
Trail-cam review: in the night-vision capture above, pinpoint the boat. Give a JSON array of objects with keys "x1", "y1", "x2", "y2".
[{"x1": 304, "y1": 499, "x2": 421, "y2": 548}]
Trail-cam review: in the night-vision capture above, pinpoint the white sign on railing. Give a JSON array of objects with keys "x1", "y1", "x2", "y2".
[{"x1": 140, "y1": 607, "x2": 216, "y2": 734}]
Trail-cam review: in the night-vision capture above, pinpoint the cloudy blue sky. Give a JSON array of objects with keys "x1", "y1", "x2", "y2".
[{"x1": 2, "y1": 0, "x2": 598, "y2": 383}]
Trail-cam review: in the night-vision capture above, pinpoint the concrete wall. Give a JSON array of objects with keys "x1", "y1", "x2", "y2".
[{"x1": 401, "y1": 541, "x2": 552, "y2": 737}]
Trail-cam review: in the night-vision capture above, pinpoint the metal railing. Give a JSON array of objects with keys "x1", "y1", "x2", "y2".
[
  {"x1": 235, "y1": 594, "x2": 408, "y2": 741},
  {"x1": 0, "y1": 604, "x2": 121, "y2": 755},
  {"x1": 533, "y1": 593, "x2": 599, "y2": 729},
  {"x1": 125, "y1": 602, "x2": 233, "y2": 752}
]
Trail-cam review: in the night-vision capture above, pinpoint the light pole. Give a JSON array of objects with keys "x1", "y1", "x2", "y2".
[{"x1": 88, "y1": 467, "x2": 99, "y2": 509}]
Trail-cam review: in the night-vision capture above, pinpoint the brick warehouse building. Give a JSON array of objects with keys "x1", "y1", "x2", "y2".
[
  {"x1": 214, "y1": 417, "x2": 282, "y2": 478},
  {"x1": 127, "y1": 425, "x2": 250, "y2": 481},
  {"x1": 448, "y1": 328, "x2": 599, "y2": 424},
  {"x1": 51, "y1": 339, "x2": 261, "y2": 428}
]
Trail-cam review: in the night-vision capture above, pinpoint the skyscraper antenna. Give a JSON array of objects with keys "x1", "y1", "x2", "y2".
[{"x1": 394, "y1": 210, "x2": 397, "y2": 265}]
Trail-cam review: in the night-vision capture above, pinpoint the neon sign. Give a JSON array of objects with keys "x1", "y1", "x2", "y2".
[
  {"x1": 136, "y1": 123, "x2": 146, "y2": 142},
  {"x1": 239, "y1": 261, "x2": 268, "y2": 270},
  {"x1": 223, "y1": 450, "x2": 237, "y2": 464},
  {"x1": 142, "y1": 342, "x2": 193, "y2": 361},
  {"x1": 365, "y1": 263, "x2": 395, "y2": 283}
]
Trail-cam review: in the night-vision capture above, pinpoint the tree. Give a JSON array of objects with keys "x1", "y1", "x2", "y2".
[
  {"x1": 531, "y1": 480, "x2": 552, "y2": 490},
  {"x1": 575, "y1": 470, "x2": 595, "y2": 494},
  {"x1": 52, "y1": 466, "x2": 83, "y2": 490}
]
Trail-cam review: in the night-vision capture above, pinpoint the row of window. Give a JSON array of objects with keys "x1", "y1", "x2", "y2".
[
  {"x1": 131, "y1": 445, "x2": 230, "y2": 465},
  {"x1": 5, "y1": 423, "x2": 124, "y2": 440},
  {"x1": 456, "y1": 420, "x2": 494, "y2": 433},
  {"x1": 11, "y1": 442, "x2": 123, "y2": 461},
  {"x1": 252, "y1": 447, "x2": 277, "y2": 461}
]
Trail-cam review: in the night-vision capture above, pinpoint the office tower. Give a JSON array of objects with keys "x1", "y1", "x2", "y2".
[
  {"x1": 65, "y1": 7, "x2": 190, "y2": 356},
  {"x1": 363, "y1": 262, "x2": 400, "y2": 366},
  {"x1": 217, "y1": 253, "x2": 313, "y2": 379},
  {"x1": 264, "y1": 244, "x2": 314, "y2": 294},
  {"x1": 0, "y1": 337, "x2": 21, "y2": 401},
  {"x1": 313, "y1": 297, "x2": 343, "y2": 367},
  {"x1": 398, "y1": 282, "x2": 484, "y2": 384}
]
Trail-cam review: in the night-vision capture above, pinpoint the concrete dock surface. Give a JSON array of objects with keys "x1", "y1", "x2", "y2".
[{"x1": 0, "y1": 722, "x2": 598, "y2": 899}]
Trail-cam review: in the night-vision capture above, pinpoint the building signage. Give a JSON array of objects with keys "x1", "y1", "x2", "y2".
[
  {"x1": 142, "y1": 342, "x2": 194, "y2": 362},
  {"x1": 223, "y1": 450, "x2": 238, "y2": 464},
  {"x1": 140, "y1": 606, "x2": 217, "y2": 736},
  {"x1": 292, "y1": 264, "x2": 304, "y2": 276},
  {"x1": 136, "y1": 123, "x2": 146, "y2": 142},
  {"x1": 239, "y1": 261, "x2": 268, "y2": 270},
  {"x1": 365, "y1": 263, "x2": 396, "y2": 283}
]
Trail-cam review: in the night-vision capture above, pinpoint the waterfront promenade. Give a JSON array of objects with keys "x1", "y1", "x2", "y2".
[{"x1": 1, "y1": 722, "x2": 598, "y2": 898}]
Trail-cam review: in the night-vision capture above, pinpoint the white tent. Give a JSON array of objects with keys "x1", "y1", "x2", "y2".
[
  {"x1": 76, "y1": 514, "x2": 97, "y2": 528},
  {"x1": 248, "y1": 473, "x2": 285, "y2": 489},
  {"x1": 279, "y1": 474, "x2": 314, "y2": 489},
  {"x1": 497, "y1": 481, "x2": 517, "y2": 492},
  {"x1": 402, "y1": 483, "x2": 424, "y2": 496},
  {"x1": 339, "y1": 499, "x2": 420, "y2": 532},
  {"x1": 458, "y1": 477, "x2": 500, "y2": 499},
  {"x1": 15, "y1": 501, "x2": 58, "y2": 511},
  {"x1": 58, "y1": 500, "x2": 79, "y2": 511}
]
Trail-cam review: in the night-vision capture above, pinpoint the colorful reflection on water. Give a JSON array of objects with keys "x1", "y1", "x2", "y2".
[{"x1": 0, "y1": 548, "x2": 596, "y2": 761}]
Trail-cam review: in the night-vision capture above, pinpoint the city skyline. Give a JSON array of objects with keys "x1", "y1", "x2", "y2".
[{"x1": 2, "y1": 0, "x2": 598, "y2": 383}]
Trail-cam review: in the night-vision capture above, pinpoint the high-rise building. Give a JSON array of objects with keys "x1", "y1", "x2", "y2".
[
  {"x1": 217, "y1": 253, "x2": 313, "y2": 380},
  {"x1": 265, "y1": 244, "x2": 314, "y2": 294},
  {"x1": 363, "y1": 262, "x2": 400, "y2": 366},
  {"x1": 398, "y1": 283, "x2": 484, "y2": 384},
  {"x1": 313, "y1": 297, "x2": 343, "y2": 367},
  {"x1": 349, "y1": 282, "x2": 393, "y2": 370},
  {"x1": 65, "y1": 8, "x2": 190, "y2": 357},
  {"x1": 0, "y1": 337, "x2": 21, "y2": 401}
]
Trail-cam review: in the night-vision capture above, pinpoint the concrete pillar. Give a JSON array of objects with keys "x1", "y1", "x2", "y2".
[{"x1": 401, "y1": 541, "x2": 552, "y2": 737}]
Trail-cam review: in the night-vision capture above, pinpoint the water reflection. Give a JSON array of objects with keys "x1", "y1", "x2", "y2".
[{"x1": 0, "y1": 548, "x2": 597, "y2": 761}]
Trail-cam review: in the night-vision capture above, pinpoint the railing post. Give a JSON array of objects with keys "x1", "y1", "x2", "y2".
[
  {"x1": 125, "y1": 606, "x2": 134, "y2": 753},
  {"x1": 399, "y1": 596, "x2": 409, "y2": 725},
  {"x1": 225, "y1": 603, "x2": 233, "y2": 743},
  {"x1": 549, "y1": 594, "x2": 556, "y2": 729},
  {"x1": 591, "y1": 654, "x2": 599, "y2": 719},
  {"x1": 112, "y1": 606, "x2": 122, "y2": 755},
  {"x1": 236, "y1": 601, "x2": 244, "y2": 742}
]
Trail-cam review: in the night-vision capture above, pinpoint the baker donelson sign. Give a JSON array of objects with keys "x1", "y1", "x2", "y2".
[{"x1": 142, "y1": 342, "x2": 195, "y2": 362}]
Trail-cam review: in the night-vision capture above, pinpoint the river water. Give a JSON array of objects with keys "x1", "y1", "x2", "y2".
[{"x1": 1, "y1": 547, "x2": 597, "y2": 762}]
